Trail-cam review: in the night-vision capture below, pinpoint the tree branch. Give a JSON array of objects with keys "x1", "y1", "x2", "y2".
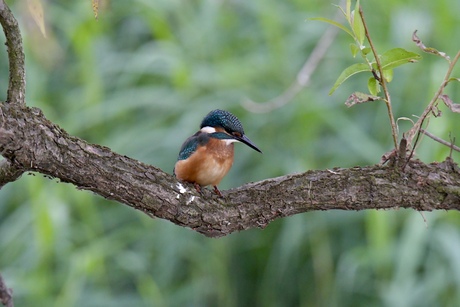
[
  {"x1": 0, "y1": 0, "x2": 459, "y2": 239},
  {"x1": 0, "y1": 103, "x2": 459, "y2": 237},
  {"x1": 0, "y1": 0, "x2": 26, "y2": 105},
  {"x1": 421, "y1": 129, "x2": 460, "y2": 153}
]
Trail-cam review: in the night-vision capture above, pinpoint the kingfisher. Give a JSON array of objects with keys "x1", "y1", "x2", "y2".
[{"x1": 174, "y1": 109, "x2": 262, "y2": 197}]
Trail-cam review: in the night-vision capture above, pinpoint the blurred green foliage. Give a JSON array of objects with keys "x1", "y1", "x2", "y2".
[{"x1": 1, "y1": 0, "x2": 460, "y2": 306}]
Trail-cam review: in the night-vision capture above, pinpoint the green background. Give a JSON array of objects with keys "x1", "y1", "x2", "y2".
[{"x1": 1, "y1": 0, "x2": 460, "y2": 306}]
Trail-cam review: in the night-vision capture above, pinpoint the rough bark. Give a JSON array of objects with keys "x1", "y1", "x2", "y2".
[
  {"x1": 1, "y1": 102, "x2": 460, "y2": 237},
  {"x1": 0, "y1": 0, "x2": 459, "y2": 240}
]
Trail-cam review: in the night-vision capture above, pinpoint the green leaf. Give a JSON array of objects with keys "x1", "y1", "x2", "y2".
[
  {"x1": 350, "y1": 43, "x2": 360, "y2": 58},
  {"x1": 329, "y1": 63, "x2": 370, "y2": 95},
  {"x1": 448, "y1": 77, "x2": 460, "y2": 83},
  {"x1": 346, "y1": 0, "x2": 351, "y2": 22},
  {"x1": 383, "y1": 69, "x2": 393, "y2": 82},
  {"x1": 310, "y1": 17, "x2": 354, "y2": 38},
  {"x1": 352, "y1": 0, "x2": 365, "y2": 46},
  {"x1": 373, "y1": 48, "x2": 421, "y2": 71},
  {"x1": 362, "y1": 47, "x2": 371, "y2": 55},
  {"x1": 368, "y1": 77, "x2": 380, "y2": 96}
]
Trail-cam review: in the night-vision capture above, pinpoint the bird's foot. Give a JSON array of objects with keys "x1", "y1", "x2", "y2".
[
  {"x1": 192, "y1": 183, "x2": 223, "y2": 198},
  {"x1": 194, "y1": 183, "x2": 203, "y2": 195},
  {"x1": 213, "y1": 185, "x2": 223, "y2": 198}
]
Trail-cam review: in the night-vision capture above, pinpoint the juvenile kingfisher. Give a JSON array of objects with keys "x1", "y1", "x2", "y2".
[{"x1": 174, "y1": 109, "x2": 262, "y2": 197}]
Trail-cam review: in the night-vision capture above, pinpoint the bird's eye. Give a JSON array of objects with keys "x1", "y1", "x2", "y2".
[{"x1": 232, "y1": 132, "x2": 242, "y2": 138}]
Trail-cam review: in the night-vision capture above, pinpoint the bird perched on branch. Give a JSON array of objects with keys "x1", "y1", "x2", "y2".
[{"x1": 174, "y1": 109, "x2": 262, "y2": 197}]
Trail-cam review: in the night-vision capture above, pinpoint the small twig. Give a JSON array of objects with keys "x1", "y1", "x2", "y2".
[
  {"x1": 359, "y1": 6, "x2": 398, "y2": 149},
  {"x1": 242, "y1": 1, "x2": 344, "y2": 113},
  {"x1": 0, "y1": 0, "x2": 26, "y2": 105},
  {"x1": 406, "y1": 49, "x2": 460, "y2": 145},
  {"x1": 398, "y1": 135, "x2": 407, "y2": 168},
  {"x1": 0, "y1": 274, "x2": 13, "y2": 307},
  {"x1": 421, "y1": 129, "x2": 460, "y2": 153},
  {"x1": 402, "y1": 116, "x2": 426, "y2": 170},
  {"x1": 449, "y1": 133, "x2": 455, "y2": 159}
]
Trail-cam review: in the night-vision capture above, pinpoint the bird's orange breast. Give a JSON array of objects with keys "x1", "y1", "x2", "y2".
[{"x1": 174, "y1": 139, "x2": 234, "y2": 187}]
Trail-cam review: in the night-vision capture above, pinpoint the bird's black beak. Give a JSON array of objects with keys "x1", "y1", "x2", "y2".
[{"x1": 237, "y1": 135, "x2": 262, "y2": 153}]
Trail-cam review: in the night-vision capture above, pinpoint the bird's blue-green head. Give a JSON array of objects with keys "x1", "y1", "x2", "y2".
[
  {"x1": 200, "y1": 109, "x2": 262, "y2": 153},
  {"x1": 200, "y1": 110, "x2": 244, "y2": 134}
]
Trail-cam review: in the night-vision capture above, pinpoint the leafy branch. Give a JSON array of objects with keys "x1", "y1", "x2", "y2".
[
  {"x1": 315, "y1": 0, "x2": 460, "y2": 158},
  {"x1": 358, "y1": 6, "x2": 398, "y2": 149},
  {"x1": 313, "y1": 0, "x2": 421, "y2": 150}
]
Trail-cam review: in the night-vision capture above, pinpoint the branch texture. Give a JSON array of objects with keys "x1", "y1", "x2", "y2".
[{"x1": 1, "y1": 103, "x2": 460, "y2": 237}]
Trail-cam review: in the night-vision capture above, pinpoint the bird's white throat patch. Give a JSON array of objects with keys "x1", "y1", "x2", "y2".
[{"x1": 222, "y1": 139, "x2": 239, "y2": 145}]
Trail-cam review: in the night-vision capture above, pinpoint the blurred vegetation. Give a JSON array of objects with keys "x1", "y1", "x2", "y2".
[{"x1": 1, "y1": 0, "x2": 460, "y2": 306}]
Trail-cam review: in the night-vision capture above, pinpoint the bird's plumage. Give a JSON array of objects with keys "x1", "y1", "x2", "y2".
[
  {"x1": 174, "y1": 109, "x2": 261, "y2": 197},
  {"x1": 175, "y1": 133, "x2": 235, "y2": 187}
]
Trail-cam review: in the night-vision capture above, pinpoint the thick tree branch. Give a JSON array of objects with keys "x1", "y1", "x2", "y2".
[
  {"x1": 0, "y1": 0, "x2": 459, "y2": 239},
  {"x1": 0, "y1": 0, "x2": 26, "y2": 105},
  {"x1": 0, "y1": 1, "x2": 458, "y2": 238},
  {"x1": 0, "y1": 103, "x2": 460, "y2": 237}
]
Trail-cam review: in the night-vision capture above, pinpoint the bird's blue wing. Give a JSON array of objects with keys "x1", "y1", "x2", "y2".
[
  {"x1": 176, "y1": 131, "x2": 234, "y2": 163},
  {"x1": 177, "y1": 132, "x2": 210, "y2": 161},
  {"x1": 177, "y1": 136, "x2": 199, "y2": 161}
]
